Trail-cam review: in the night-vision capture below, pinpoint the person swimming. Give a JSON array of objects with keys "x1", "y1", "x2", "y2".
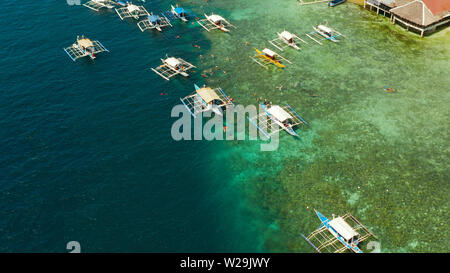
[{"x1": 383, "y1": 86, "x2": 398, "y2": 93}]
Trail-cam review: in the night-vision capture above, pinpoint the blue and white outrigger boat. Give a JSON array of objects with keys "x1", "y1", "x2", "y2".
[
  {"x1": 302, "y1": 209, "x2": 377, "y2": 253},
  {"x1": 328, "y1": 0, "x2": 346, "y2": 7},
  {"x1": 306, "y1": 24, "x2": 345, "y2": 45},
  {"x1": 163, "y1": 4, "x2": 196, "y2": 22},
  {"x1": 248, "y1": 102, "x2": 308, "y2": 139},
  {"x1": 137, "y1": 13, "x2": 172, "y2": 32},
  {"x1": 180, "y1": 84, "x2": 234, "y2": 118}
]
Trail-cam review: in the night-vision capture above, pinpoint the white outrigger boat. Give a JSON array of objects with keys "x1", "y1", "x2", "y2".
[
  {"x1": 115, "y1": 2, "x2": 149, "y2": 20},
  {"x1": 269, "y1": 30, "x2": 308, "y2": 51},
  {"x1": 63, "y1": 35, "x2": 109, "y2": 62},
  {"x1": 180, "y1": 84, "x2": 234, "y2": 118},
  {"x1": 83, "y1": 0, "x2": 118, "y2": 11},
  {"x1": 137, "y1": 13, "x2": 172, "y2": 32},
  {"x1": 151, "y1": 56, "x2": 196, "y2": 81},
  {"x1": 248, "y1": 102, "x2": 308, "y2": 139},
  {"x1": 302, "y1": 210, "x2": 378, "y2": 253},
  {"x1": 197, "y1": 13, "x2": 236, "y2": 33},
  {"x1": 306, "y1": 24, "x2": 345, "y2": 45}
]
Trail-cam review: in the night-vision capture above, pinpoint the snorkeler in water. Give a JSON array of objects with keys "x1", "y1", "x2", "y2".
[{"x1": 383, "y1": 86, "x2": 398, "y2": 93}]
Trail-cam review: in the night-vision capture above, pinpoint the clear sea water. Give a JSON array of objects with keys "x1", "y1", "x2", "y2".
[{"x1": 0, "y1": 0, "x2": 448, "y2": 252}]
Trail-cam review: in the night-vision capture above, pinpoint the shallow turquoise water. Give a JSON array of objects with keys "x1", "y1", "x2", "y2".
[
  {"x1": 204, "y1": 0, "x2": 449, "y2": 252},
  {"x1": 0, "y1": 0, "x2": 448, "y2": 252}
]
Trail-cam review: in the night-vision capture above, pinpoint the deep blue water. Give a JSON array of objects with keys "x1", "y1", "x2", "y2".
[{"x1": 0, "y1": 0, "x2": 261, "y2": 252}]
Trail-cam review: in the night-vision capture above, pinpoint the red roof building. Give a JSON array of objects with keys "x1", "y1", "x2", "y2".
[
  {"x1": 422, "y1": 0, "x2": 450, "y2": 15},
  {"x1": 364, "y1": 0, "x2": 450, "y2": 36}
]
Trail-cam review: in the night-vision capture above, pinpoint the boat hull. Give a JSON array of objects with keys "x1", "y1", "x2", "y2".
[
  {"x1": 286, "y1": 41, "x2": 300, "y2": 50},
  {"x1": 278, "y1": 34, "x2": 301, "y2": 50},
  {"x1": 194, "y1": 84, "x2": 224, "y2": 116},
  {"x1": 313, "y1": 27, "x2": 339, "y2": 43},
  {"x1": 315, "y1": 210, "x2": 363, "y2": 253},
  {"x1": 172, "y1": 5, "x2": 188, "y2": 22},
  {"x1": 219, "y1": 26, "x2": 229, "y2": 33},
  {"x1": 163, "y1": 61, "x2": 189, "y2": 77},
  {"x1": 328, "y1": 0, "x2": 346, "y2": 7},
  {"x1": 275, "y1": 120, "x2": 297, "y2": 136},
  {"x1": 205, "y1": 15, "x2": 230, "y2": 32},
  {"x1": 208, "y1": 105, "x2": 223, "y2": 116}
]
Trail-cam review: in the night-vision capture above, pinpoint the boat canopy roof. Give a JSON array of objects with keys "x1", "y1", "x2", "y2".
[
  {"x1": 280, "y1": 31, "x2": 294, "y2": 40},
  {"x1": 165, "y1": 57, "x2": 182, "y2": 67},
  {"x1": 267, "y1": 105, "x2": 293, "y2": 122},
  {"x1": 78, "y1": 38, "x2": 94, "y2": 48},
  {"x1": 174, "y1": 7, "x2": 186, "y2": 14},
  {"x1": 196, "y1": 87, "x2": 221, "y2": 103},
  {"x1": 262, "y1": 48, "x2": 277, "y2": 57},
  {"x1": 149, "y1": 14, "x2": 161, "y2": 22},
  {"x1": 127, "y1": 4, "x2": 140, "y2": 12},
  {"x1": 329, "y1": 217, "x2": 359, "y2": 241},
  {"x1": 318, "y1": 25, "x2": 333, "y2": 33},
  {"x1": 208, "y1": 14, "x2": 224, "y2": 23}
]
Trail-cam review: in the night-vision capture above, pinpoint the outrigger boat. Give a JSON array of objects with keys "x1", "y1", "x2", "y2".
[
  {"x1": 197, "y1": 13, "x2": 236, "y2": 33},
  {"x1": 83, "y1": 0, "x2": 117, "y2": 11},
  {"x1": 306, "y1": 24, "x2": 345, "y2": 45},
  {"x1": 63, "y1": 35, "x2": 109, "y2": 62},
  {"x1": 248, "y1": 102, "x2": 308, "y2": 139},
  {"x1": 250, "y1": 48, "x2": 291, "y2": 69},
  {"x1": 138, "y1": 13, "x2": 172, "y2": 32},
  {"x1": 298, "y1": 0, "x2": 329, "y2": 5},
  {"x1": 151, "y1": 56, "x2": 196, "y2": 81},
  {"x1": 170, "y1": 5, "x2": 188, "y2": 22},
  {"x1": 180, "y1": 84, "x2": 234, "y2": 118},
  {"x1": 302, "y1": 210, "x2": 378, "y2": 253},
  {"x1": 328, "y1": 0, "x2": 346, "y2": 7},
  {"x1": 115, "y1": 2, "x2": 149, "y2": 20},
  {"x1": 269, "y1": 30, "x2": 308, "y2": 51}
]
